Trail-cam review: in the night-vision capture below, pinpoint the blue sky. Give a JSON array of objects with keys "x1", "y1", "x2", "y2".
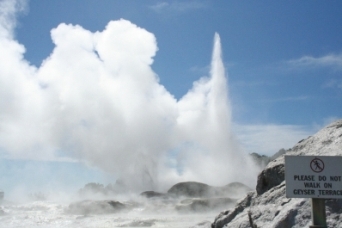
[
  {"x1": 0, "y1": 0, "x2": 341, "y2": 197},
  {"x1": 16, "y1": 0, "x2": 342, "y2": 125}
]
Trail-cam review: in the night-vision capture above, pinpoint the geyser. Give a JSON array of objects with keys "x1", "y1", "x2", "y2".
[{"x1": 0, "y1": 0, "x2": 258, "y2": 193}]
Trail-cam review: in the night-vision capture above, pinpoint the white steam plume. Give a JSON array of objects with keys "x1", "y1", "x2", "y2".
[{"x1": 0, "y1": 0, "x2": 258, "y2": 192}]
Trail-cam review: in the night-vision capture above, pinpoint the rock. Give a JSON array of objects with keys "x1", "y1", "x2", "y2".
[
  {"x1": 168, "y1": 182, "x2": 212, "y2": 198},
  {"x1": 212, "y1": 119, "x2": 342, "y2": 228},
  {"x1": 167, "y1": 181, "x2": 251, "y2": 199},
  {"x1": 249, "y1": 152, "x2": 271, "y2": 168},
  {"x1": 66, "y1": 200, "x2": 129, "y2": 215},
  {"x1": 249, "y1": 149, "x2": 286, "y2": 169},
  {"x1": 256, "y1": 163, "x2": 284, "y2": 195},
  {"x1": 140, "y1": 191, "x2": 166, "y2": 198}
]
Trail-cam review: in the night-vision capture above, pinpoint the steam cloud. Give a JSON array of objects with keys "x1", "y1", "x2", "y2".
[{"x1": 0, "y1": 0, "x2": 258, "y2": 192}]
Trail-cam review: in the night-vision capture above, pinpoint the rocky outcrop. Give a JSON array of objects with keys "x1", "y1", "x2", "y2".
[
  {"x1": 139, "y1": 181, "x2": 251, "y2": 214},
  {"x1": 168, "y1": 182, "x2": 212, "y2": 198},
  {"x1": 256, "y1": 163, "x2": 284, "y2": 195},
  {"x1": 250, "y1": 149, "x2": 286, "y2": 169},
  {"x1": 212, "y1": 119, "x2": 342, "y2": 228},
  {"x1": 249, "y1": 152, "x2": 271, "y2": 168},
  {"x1": 167, "y1": 181, "x2": 251, "y2": 199},
  {"x1": 69, "y1": 181, "x2": 251, "y2": 216}
]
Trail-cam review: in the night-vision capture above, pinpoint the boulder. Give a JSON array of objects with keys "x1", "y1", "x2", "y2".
[
  {"x1": 212, "y1": 119, "x2": 342, "y2": 228},
  {"x1": 167, "y1": 181, "x2": 212, "y2": 198},
  {"x1": 256, "y1": 163, "x2": 284, "y2": 195},
  {"x1": 167, "y1": 181, "x2": 251, "y2": 199},
  {"x1": 140, "y1": 191, "x2": 166, "y2": 198}
]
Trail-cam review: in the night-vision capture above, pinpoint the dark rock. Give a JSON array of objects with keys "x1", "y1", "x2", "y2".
[
  {"x1": 140, "y1": 191, "x2": 166, "y2": 198},
  {"x1": 255, "y1": 163, "x2": 284, "y2": 195},
  {"x1": 167, "y1": 181, "x2": 212, "y2": 198},
  {"x1": 167, "y1": 181, "x2": 251, "y2": 199}
]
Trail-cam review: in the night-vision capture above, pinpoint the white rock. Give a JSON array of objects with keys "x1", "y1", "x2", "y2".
[{"x1": 212, "y1": 119, "x2": 342, "y2": 228}]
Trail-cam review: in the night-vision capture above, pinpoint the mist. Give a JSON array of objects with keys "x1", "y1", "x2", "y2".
[{"x1": 0, "y1": 0, "x2": 259, "y2": 194}]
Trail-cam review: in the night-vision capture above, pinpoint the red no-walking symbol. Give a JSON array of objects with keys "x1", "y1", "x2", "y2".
[{"x1": 310, "y1": 158, "x2": 324, "y2": 173}]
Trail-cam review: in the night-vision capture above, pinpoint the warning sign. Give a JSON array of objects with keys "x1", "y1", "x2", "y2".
[
  {"x1": 310, "y1": 157, "x2": 324, "y2": 173},
  {"x1": 285, "y1": 156, "x2": 342, "y2": 199}
]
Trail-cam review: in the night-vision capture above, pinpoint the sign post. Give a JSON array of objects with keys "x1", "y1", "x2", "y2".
[
  {"x1": 311, "y1": 198, "x2": 326, "y2": 228},
  {"x1": 285, "y1": 156, "x2": 342, "y2": 228}
]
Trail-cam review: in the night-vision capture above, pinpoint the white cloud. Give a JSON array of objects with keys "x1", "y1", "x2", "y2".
[
  {"x1": 149, "y1": 1, "x2": 207, "y2": 13},
  {"x1": 0, "y1": 0, "x2": 27, "y2": 38},
  {"x1": 0, "y1": 3, "x2": 258, "y2": 192},
  {"x1": 287, "y1": 53, "x2": 342, "y2": 71}
]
